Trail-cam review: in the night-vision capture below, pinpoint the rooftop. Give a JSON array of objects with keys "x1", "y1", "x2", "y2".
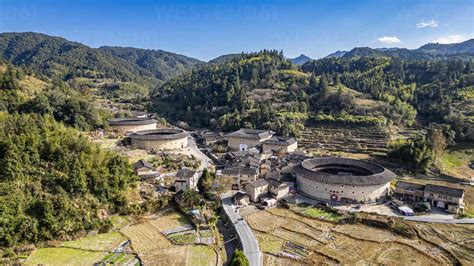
[
  {"x1": 129, "y1": 128, "x2": 189, "y2": 140},
  {"x1": 262, "y1": 136, "x2": 297, "y2": 146},
  {"x1": 225, "y1": 128, "x2": 274, "y2": 140},
  {"x1": 294, "y1": 157, "x2": 396, "y2": 185},
  {"x1": 425, "y1": 184, "x2": 464, "y2": 198},
  {"x1": 134, "y1": 159, "x2": 154, "y2": 170},
  {"x1": 175, "y1": 168, "x2": 197, "y2": 179},
  {"x1": 247, "y1": 179, "x2": 269, "y2": 188},
  {"x1": 108, "y1": 117, "x2": 157, "y2": 126}
]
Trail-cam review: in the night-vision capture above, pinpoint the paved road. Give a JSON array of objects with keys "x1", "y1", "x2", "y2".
[
  {"x1": 222, "y1": 192, "x2": 262, "y2": 266},
  {"x1": 404, "y1": 216, "x2": 474, "y2": 224},
  {"x1": 187, "y1": 136, "x2": 211, "y2": 171}
]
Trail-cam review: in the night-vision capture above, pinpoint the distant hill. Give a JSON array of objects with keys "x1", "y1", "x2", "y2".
[
  {"x1": 339, "y1": 39, "x2": 474, "y2": 60},
  {"x1": 325, "y1": 50, "x2": 348, "y2": 58},
  {"x1": 290, "y1": 54, "x2": 312, "y2": 65},
  {"x1": 0, "y1": 32, "x2": 202, "y2": 85},
  {"x1": 417, "y1": 39, "x2": 474, "y2": 55},
  {"x1": 99, "y1": 46, "x2": 202, "y2": 81},
  {"x1": 208, "y1": 53, "x2": 243, "y2": 64}
]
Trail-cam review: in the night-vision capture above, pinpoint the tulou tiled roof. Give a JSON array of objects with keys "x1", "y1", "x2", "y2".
[
  {"x1": 108, "y1": 117, "x2": 157, "y2": 126},
  {"x1": 294, "y1": 157, "x2": 396, "y2": 185},
  {"x1": 129, "y1": 128, "x2": 189, "y2": 140}
]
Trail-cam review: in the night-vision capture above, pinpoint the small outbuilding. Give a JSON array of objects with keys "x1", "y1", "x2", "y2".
[
  {"x1": 174, "y1": 168, "x2": 199, "y2": 192},
  {"x1": 245, "y1": 179, "x2": 269, "y2": 202}
]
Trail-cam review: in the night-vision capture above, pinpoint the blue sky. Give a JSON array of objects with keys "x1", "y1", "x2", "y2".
[{"x1": 1, "y1": 0, "x2": 473, "y2": 61}]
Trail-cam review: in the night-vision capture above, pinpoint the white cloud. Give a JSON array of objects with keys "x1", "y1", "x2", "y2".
[
  {"x1": 416, "y1": 19, "x2": 439, "y2": 28},
  {"x1": 377, "y1": 36, "x2": 401, "y2": 44},
  {"x1": 433, "y1": 35, "x2": 467, "y2": 44}
]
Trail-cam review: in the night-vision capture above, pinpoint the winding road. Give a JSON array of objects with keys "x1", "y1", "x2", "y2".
[{"x1": 222, "y1": 192, "x2": 262, "y2": 266}]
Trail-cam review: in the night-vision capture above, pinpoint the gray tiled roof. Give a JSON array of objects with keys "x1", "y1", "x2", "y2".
[
  {"x1": 262, "y1": 136, "x2": 297, "y2": 146},
  {"x1": 395, "y1": 181, "x2": 425, "y2": 191},
  {"x1": 221, "y1": 166, "x2": 258, "y2": 176},
  {"x1": 247, "y1": 179, "x2": 269, "y2": 188},
  {"x1": 108, "y1": 117, "x2": 157, "y2": 126},
  {"x1": 225, "y1": 128, "x2": 274, "y2": 140},
  {"x1": 294, "y1": 157, "x2": 396, "y2": 185},
  {"x1": 175, "y1": 168, "x2": 197, "y2": 179},
  {"x1": 129, "y1": 128, "x2": 189, "y2": 140},
  {"x1": 425, "y1": 184, "x2": 464, "y2": 198},
  {"x1": 134, "y1": 159, "x2": 153, "y2": 170}
]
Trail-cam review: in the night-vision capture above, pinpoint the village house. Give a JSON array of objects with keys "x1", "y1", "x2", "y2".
[
  {"x1": 394, "y1": 181, "x2": 465, "y2": 213},
  {"x1": 233, "y1": 191, "x2": 250, "y2": 206},
  {"x1": 133, "y1": 159, "x2": 160, "y2": 181},
  {"x1": 424, "y1": 184, "x2": 464, "y2": 213},
  {"x1": 174, "y1": 168, "x2": 199, "y2": 192},
  {"x1": 225, "y1": 128, "x2": 274, "y2": 151},
  {"x1": 262, "y1": 136, "x2": 298, "y2": 153},
  {"x1": 266, "y1": 178, "x2": 290, "y2": 200},
  {"x1": 218, "y1": 166, "x2": 259, "y2": 189},
  {"x1": 245, "y1": 179, "x2": 269, "y2": 202}
]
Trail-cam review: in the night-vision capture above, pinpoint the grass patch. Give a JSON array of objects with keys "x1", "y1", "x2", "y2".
[
  {"x1": 440, "y1": 142, "x2": 473, "y2": 179},
  {"x1": 188, "y1": 245, "x2": 217, "y2": 266},
  {"x1": 60, "y1": 232, "x2": 127, "y2": 251},
  {"x1": 199, "y1": 230, "x2": 213, "y2": 238},
  {"x1": 292, "y1": 204, "x2": 341, "y2": 223},
  {"x1": 257, "y1": 233, "x2": 285, "y2": 253},
  {"x1": 169, "y1": 232, "x2": 196, "y2": 244},
  {"x1": 110, "y1": 215, "x2": 130, "y2": 229},
  {"x1": 26, "y1": 247, "x2": 105, "y2": 265}
]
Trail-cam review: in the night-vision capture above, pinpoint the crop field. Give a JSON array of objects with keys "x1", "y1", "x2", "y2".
[
  {"x1": 60, "y1": 232, "x2": 127, "y2": 251},
  {"x1": 25, "y1": 247, "x2": 105, "y2": 265},
  {"x1": 246, "y1": 207, "x2": 474, "y2": 265},
  {"x1": 121, "y1": 210, "x2": 218, "y2": 265},
  {"x1": 300, "y1": 124, "x2": 389, "y2": 156}
]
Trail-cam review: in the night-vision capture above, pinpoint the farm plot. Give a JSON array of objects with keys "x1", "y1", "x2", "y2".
[
  {"x1": 121, "y1": 210, "x2": 218, "y2": 265},
  {"x1": 25, "y1": 247, "x2": 105, "y2": 266},
  {"x1": 246, "y1": 208, "x2": 468, "y2": 265},
  {"x1": 60, "y1": 232, "x2": 127, "y2": 251}
]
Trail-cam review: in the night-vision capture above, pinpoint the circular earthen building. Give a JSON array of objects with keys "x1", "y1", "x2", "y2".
[
  {"x1": 129, "y1": 128, "x2": 189, "y2": 151},
  {"x1": 108, "y1": 118, "x2": 157, "y2": 135},
  {"x1": 294, "y1": 157, "x2": 396, "y2": 203}
]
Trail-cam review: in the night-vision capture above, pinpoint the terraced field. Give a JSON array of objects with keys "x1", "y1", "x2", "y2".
[
  {"x1": 300, "y1": 125, "x2": 389, "y2": 155},
  {"x1": 245, "y1": 207, "x2": 474, "y2": 265},
  {"x1": 120, "y1": 210, "x2": 218, "y2": 265}
]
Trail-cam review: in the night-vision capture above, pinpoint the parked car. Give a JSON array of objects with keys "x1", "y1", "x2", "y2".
[{"x1": 398, "y1": 206, "x2": 414, "y2": 216}]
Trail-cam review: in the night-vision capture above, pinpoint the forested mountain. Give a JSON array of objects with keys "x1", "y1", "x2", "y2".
[
  {"x1": 98, "y1": 46, "x2": 202, "y2": 81},
  {"x1": 152, "y1": 50, "x2": 311, "y2": 135},
  {"x1": 0, "y1": 32, "x2": 201, "y2": 85},
  {"x1": 290, "y1": 54, "x2": 312, "y2": 65},
  {"x1": 326, "y1": 50, "x2": 348, "y2": 58},
  {"x1": 153, "y1": 50, "x2": 473, "y2": 140},
  {"x1": 0, "y1": 63, "x2": 138, "y2": 248},
  {"x1": 341, "y1": 39, "x2": 474, "y2": 60},
  {"x1": 302, "y1": 57, "x2": 474, "y2": 140},
  {"x1": 208, "y1": 53, "x2": 242, "y2": 64}
]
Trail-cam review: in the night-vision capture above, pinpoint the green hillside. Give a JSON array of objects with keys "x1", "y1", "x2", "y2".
[{"x1": 0, "y1": 32, "x2": 202, "y2": 86}]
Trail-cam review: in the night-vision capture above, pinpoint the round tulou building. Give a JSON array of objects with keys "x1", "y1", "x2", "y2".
[
  {"x1": 108, "y1": 118, "x2": 157, "y2": 135},
  {"x1": 294, "y1": 157, "x2": 396, "y2": 203},
  {"x1": 129, "y1": 128, "x2": 189, "y2": 151}
]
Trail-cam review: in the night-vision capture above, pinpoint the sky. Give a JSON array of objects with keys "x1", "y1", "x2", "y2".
[{"x1": 0, "y1": 0, "x2": 473, "y2": 61}]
